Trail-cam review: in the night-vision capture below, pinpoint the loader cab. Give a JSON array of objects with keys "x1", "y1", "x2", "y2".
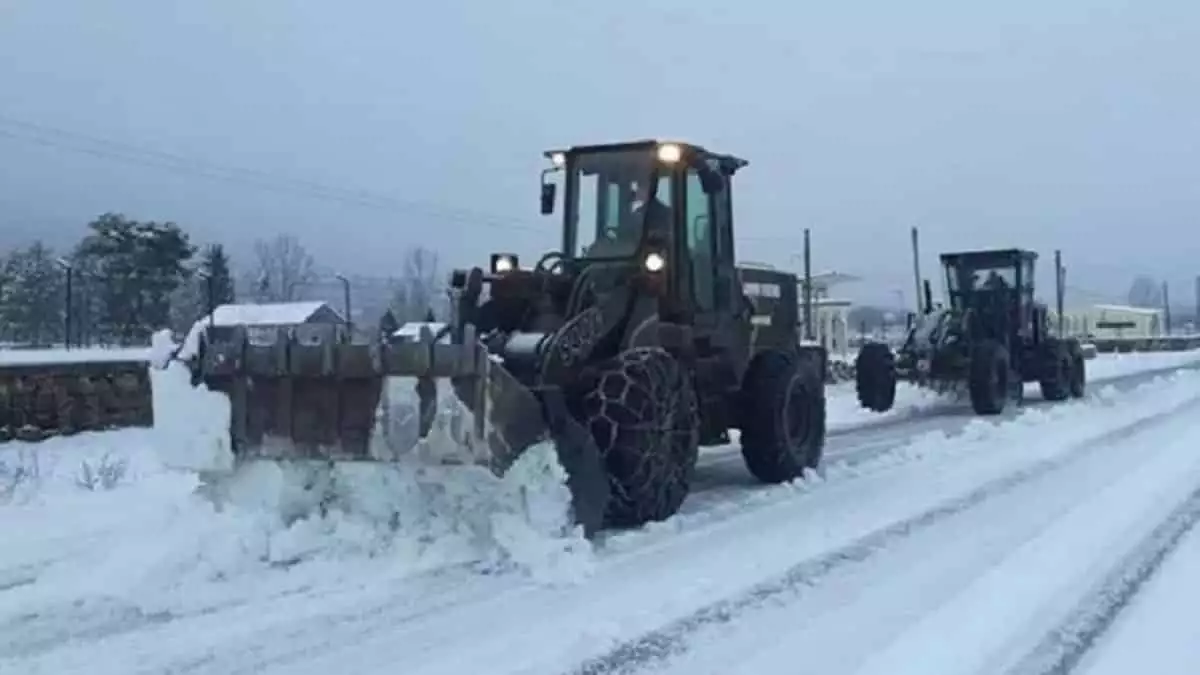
[
  {"x1": 540, "y1": 140, "x2": 748, "y2": 321},
  {"x1": 941, "y1": 249, "x2": 1038, "y2": 344}
]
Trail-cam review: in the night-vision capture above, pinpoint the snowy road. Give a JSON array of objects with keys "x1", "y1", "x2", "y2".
[
  {"x1": 1075, "y1": 518, "x2": 1200, "y2": 675},
  {"x1": 3, "y1": 352, "x2": 1200, "y2": 674},
  {"x1": 629, "y1": 382, "x2": 1200, "y2": 675}
]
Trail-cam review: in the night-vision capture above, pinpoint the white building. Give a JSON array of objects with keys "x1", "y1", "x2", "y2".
[
  {"x1": 806, "y1": 271, "x2": 858, "y2": 357},
  {"x1": 1048, "y1": 304, "x2": 1163, "y2": 340}
]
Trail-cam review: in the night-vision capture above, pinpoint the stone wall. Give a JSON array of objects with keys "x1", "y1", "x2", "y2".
[{"x1": 0, "y1": 359, "x2": 152, "y2": 442}]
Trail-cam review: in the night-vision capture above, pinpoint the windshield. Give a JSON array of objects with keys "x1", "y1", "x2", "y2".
[
  {"x1": 945, "y1": 262, "x2": 1018, "y2": 309},
  {"x1": 946, "y1": 264, "x2": 1017, "y2": 294},
  {"x1": 569, "y1": 150, "x2": 673, "y2": 260}
]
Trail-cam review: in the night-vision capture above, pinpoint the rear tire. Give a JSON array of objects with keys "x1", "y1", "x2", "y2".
[
  {"x1": 969, "y1": 340, "x2": 1010, "y2": 415},
  {"x1": 855, "y1": 341, "x2": 897, "y2": 413},
  {"x1": 1038, "y1": 339, "x2": 1072, "y2": 402},
  {"x1": 573, "y1": 347, "x2": 699, "y2": 528},
  {"x1": 739, "y1": 348, "x2": 827, "y2": 483}
]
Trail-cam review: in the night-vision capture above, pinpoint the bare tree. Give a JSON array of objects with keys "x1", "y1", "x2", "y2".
[
  {"x1": 249, "y1": 234, "x2": 317, "y2": 302},
  {"x1": 389, "y1": 246, "x2": 442, "y2": 322}
]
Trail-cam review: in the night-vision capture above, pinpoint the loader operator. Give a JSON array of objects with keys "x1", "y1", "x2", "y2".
[{"x1": 584, "y1": 179, "x2": 671, "y2": 258}]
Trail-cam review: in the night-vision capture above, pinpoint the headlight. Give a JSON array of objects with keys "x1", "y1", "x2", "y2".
[
  {"x1": 657, "y1": 143, "x2": 682, "y2": 164},
  {"x1": 550, "y1": 152, "x2": 566, "y2": 168},
  {"x1": 491, "y1": 253, "x2": 518, "y2": 274},
  {"x1": 643, "y1": 251, "x2": 666, "y2": 273}
]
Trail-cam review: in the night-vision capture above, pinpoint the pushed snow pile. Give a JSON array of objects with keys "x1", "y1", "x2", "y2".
[
  {"x1": 148, "y1": 352, "x2": 233, "y2": 474},
  {"x1": 60, "y1": 442, "x2": 592, "y2": 617}
]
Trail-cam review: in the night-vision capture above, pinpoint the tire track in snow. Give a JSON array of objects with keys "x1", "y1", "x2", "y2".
[
  {"x1": 570, "y1": 390, "x2": 1200, "y2": 675},
  {"x1": 1003, "y1": 483, "x2": 1200, "y2": 675}
]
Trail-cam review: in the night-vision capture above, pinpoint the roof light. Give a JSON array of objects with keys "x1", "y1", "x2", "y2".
[{"x1": 657, "y1": 143, "x2": 682, "y2": 163}]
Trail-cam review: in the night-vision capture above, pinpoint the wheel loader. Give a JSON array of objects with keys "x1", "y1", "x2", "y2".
[
  {"x1": 176, "y1": 139, "x2": 827, "y2": 536},
  {"x1": 855, "y1": 247, "x2": 1086, "y2": 416}
]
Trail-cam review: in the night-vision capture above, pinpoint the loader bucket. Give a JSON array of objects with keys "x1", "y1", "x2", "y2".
[
  {"x1": 190, "y1": 323, "x2": 471, "y2": 459},
  {"x1": 187, "y1": 322, "x2": 610, "y2": 534}
]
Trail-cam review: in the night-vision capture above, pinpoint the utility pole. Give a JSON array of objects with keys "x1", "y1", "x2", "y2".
[
  {"x1": 802, "y1": 228, "x2": 814, "y2": 342},
  {"x1": 55, "y1": 258, "x2": 73, "y2": 350},
  {"x1": 1054, "y1": 250, "x2": 1065, "y2": 336},
  {"x1": 197, "y1": 270, "x2": 216, "y2": 327},
  {"x1": 1194, "y1": 275, "x2": 1200, "y2": 334},
  {"x1": 1162, "y1": 280, "x2": 1172, "y2": 336},
  {"x1": 910, "y1": 226, "x2": 923, "y2": 314}
]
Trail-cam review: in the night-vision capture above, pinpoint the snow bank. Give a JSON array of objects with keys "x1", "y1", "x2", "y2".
[
  {"x1": 1, "y1": 436, "x2": 591, "y2": 637},
  {"x1": 827, "y1": 382, "x2": 946, "y2": 430},
  {"x1": 0, "y1": 345, "x2": 149, "y2": 366},
  {"x1": 1086, "y1": 349, "x2": 1200, "y2": 380},
  {"x1": 62, "y1": 437, "x2": 591, "y2": 617}
]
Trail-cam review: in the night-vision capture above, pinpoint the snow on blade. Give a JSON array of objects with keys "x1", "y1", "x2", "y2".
[
  {"x1": 131, "y1": 331, "x2": 592, "y2": 619},
  {"x1": 148, "y1": 331, "x2": 233, "y2": 475}
]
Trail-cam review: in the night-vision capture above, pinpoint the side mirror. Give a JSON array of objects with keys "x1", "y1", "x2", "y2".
[{"x1": 540, "y1": 182, "x2": 556, "y2": 215}]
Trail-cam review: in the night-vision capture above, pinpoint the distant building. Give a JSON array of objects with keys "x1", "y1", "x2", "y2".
[
  {"x1": 1049, "y1": 304, "x2": 1163, "y2": 340},
  {"x1": 806, "y1": 271, "x2": 860, "y2": 356},
  {"x1": 197, "y1": 301, "x2": 345, "y2": 328},
  {"x1": 185, "y1": 301, "x2": 345, "y2": 346}
]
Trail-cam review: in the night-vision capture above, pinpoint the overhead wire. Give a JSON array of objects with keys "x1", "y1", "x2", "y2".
[
  {"x1": 0, "y1": 112, "x2": 809, "y2": 244},
  {"x1": 0, "y1": 114, "x2": 548, "y2": 235}
]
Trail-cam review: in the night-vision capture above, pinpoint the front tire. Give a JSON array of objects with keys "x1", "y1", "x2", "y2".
[
  {"x1": 969, "y1": 340, "x2": 1010, "y2": 415},
  {"x1": 573, "y1": 347, "x2": 699, "y2": 528},
  {"x1": 739, "y1": 348, "x2": 827, "y2": 483},
  {"x1": 855, "y1": 341, "x2": 898, "y2": 413}
]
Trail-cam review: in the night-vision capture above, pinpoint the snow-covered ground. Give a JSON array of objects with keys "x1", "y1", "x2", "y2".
[{"x1": 2, "y1": 350, "x2": 1200, "y2": 674}]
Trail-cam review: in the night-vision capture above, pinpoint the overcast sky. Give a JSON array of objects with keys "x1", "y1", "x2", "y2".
[{"x1": 1, "y1": 0, "x2": 1197, "y2": 307}]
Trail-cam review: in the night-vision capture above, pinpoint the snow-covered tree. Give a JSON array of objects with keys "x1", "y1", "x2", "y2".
[
  {"x1": 0, "y1": 241, "x2": 66, "y2": 347},
  {"x1": 75, "y1": 213, "x2": 196, "y2": 344}
]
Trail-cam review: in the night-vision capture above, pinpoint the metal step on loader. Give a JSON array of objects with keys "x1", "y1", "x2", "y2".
[{"x1": 166, "y1": 139, "x2": 828, "y2": 537}]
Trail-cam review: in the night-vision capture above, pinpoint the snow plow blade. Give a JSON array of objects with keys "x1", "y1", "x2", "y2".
[{"x1": 189, "y1": 322, "x2": 555, "y2": 476}]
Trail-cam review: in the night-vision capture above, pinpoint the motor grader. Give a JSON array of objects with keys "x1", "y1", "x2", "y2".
[
  {"x1": 855, "y1": 247, "x2": 1086, "y2": 416},
  {"x1": 182, "y1": 139, "x2": 827, "y2": 536}
]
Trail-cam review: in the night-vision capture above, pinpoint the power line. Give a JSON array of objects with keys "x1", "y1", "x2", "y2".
[
  {"x1": 0, "y1": 114, "x2": 547, "y2": 235},
  {"x1": 0, "y1": 112, "x2": 806, "y2": 245}
]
